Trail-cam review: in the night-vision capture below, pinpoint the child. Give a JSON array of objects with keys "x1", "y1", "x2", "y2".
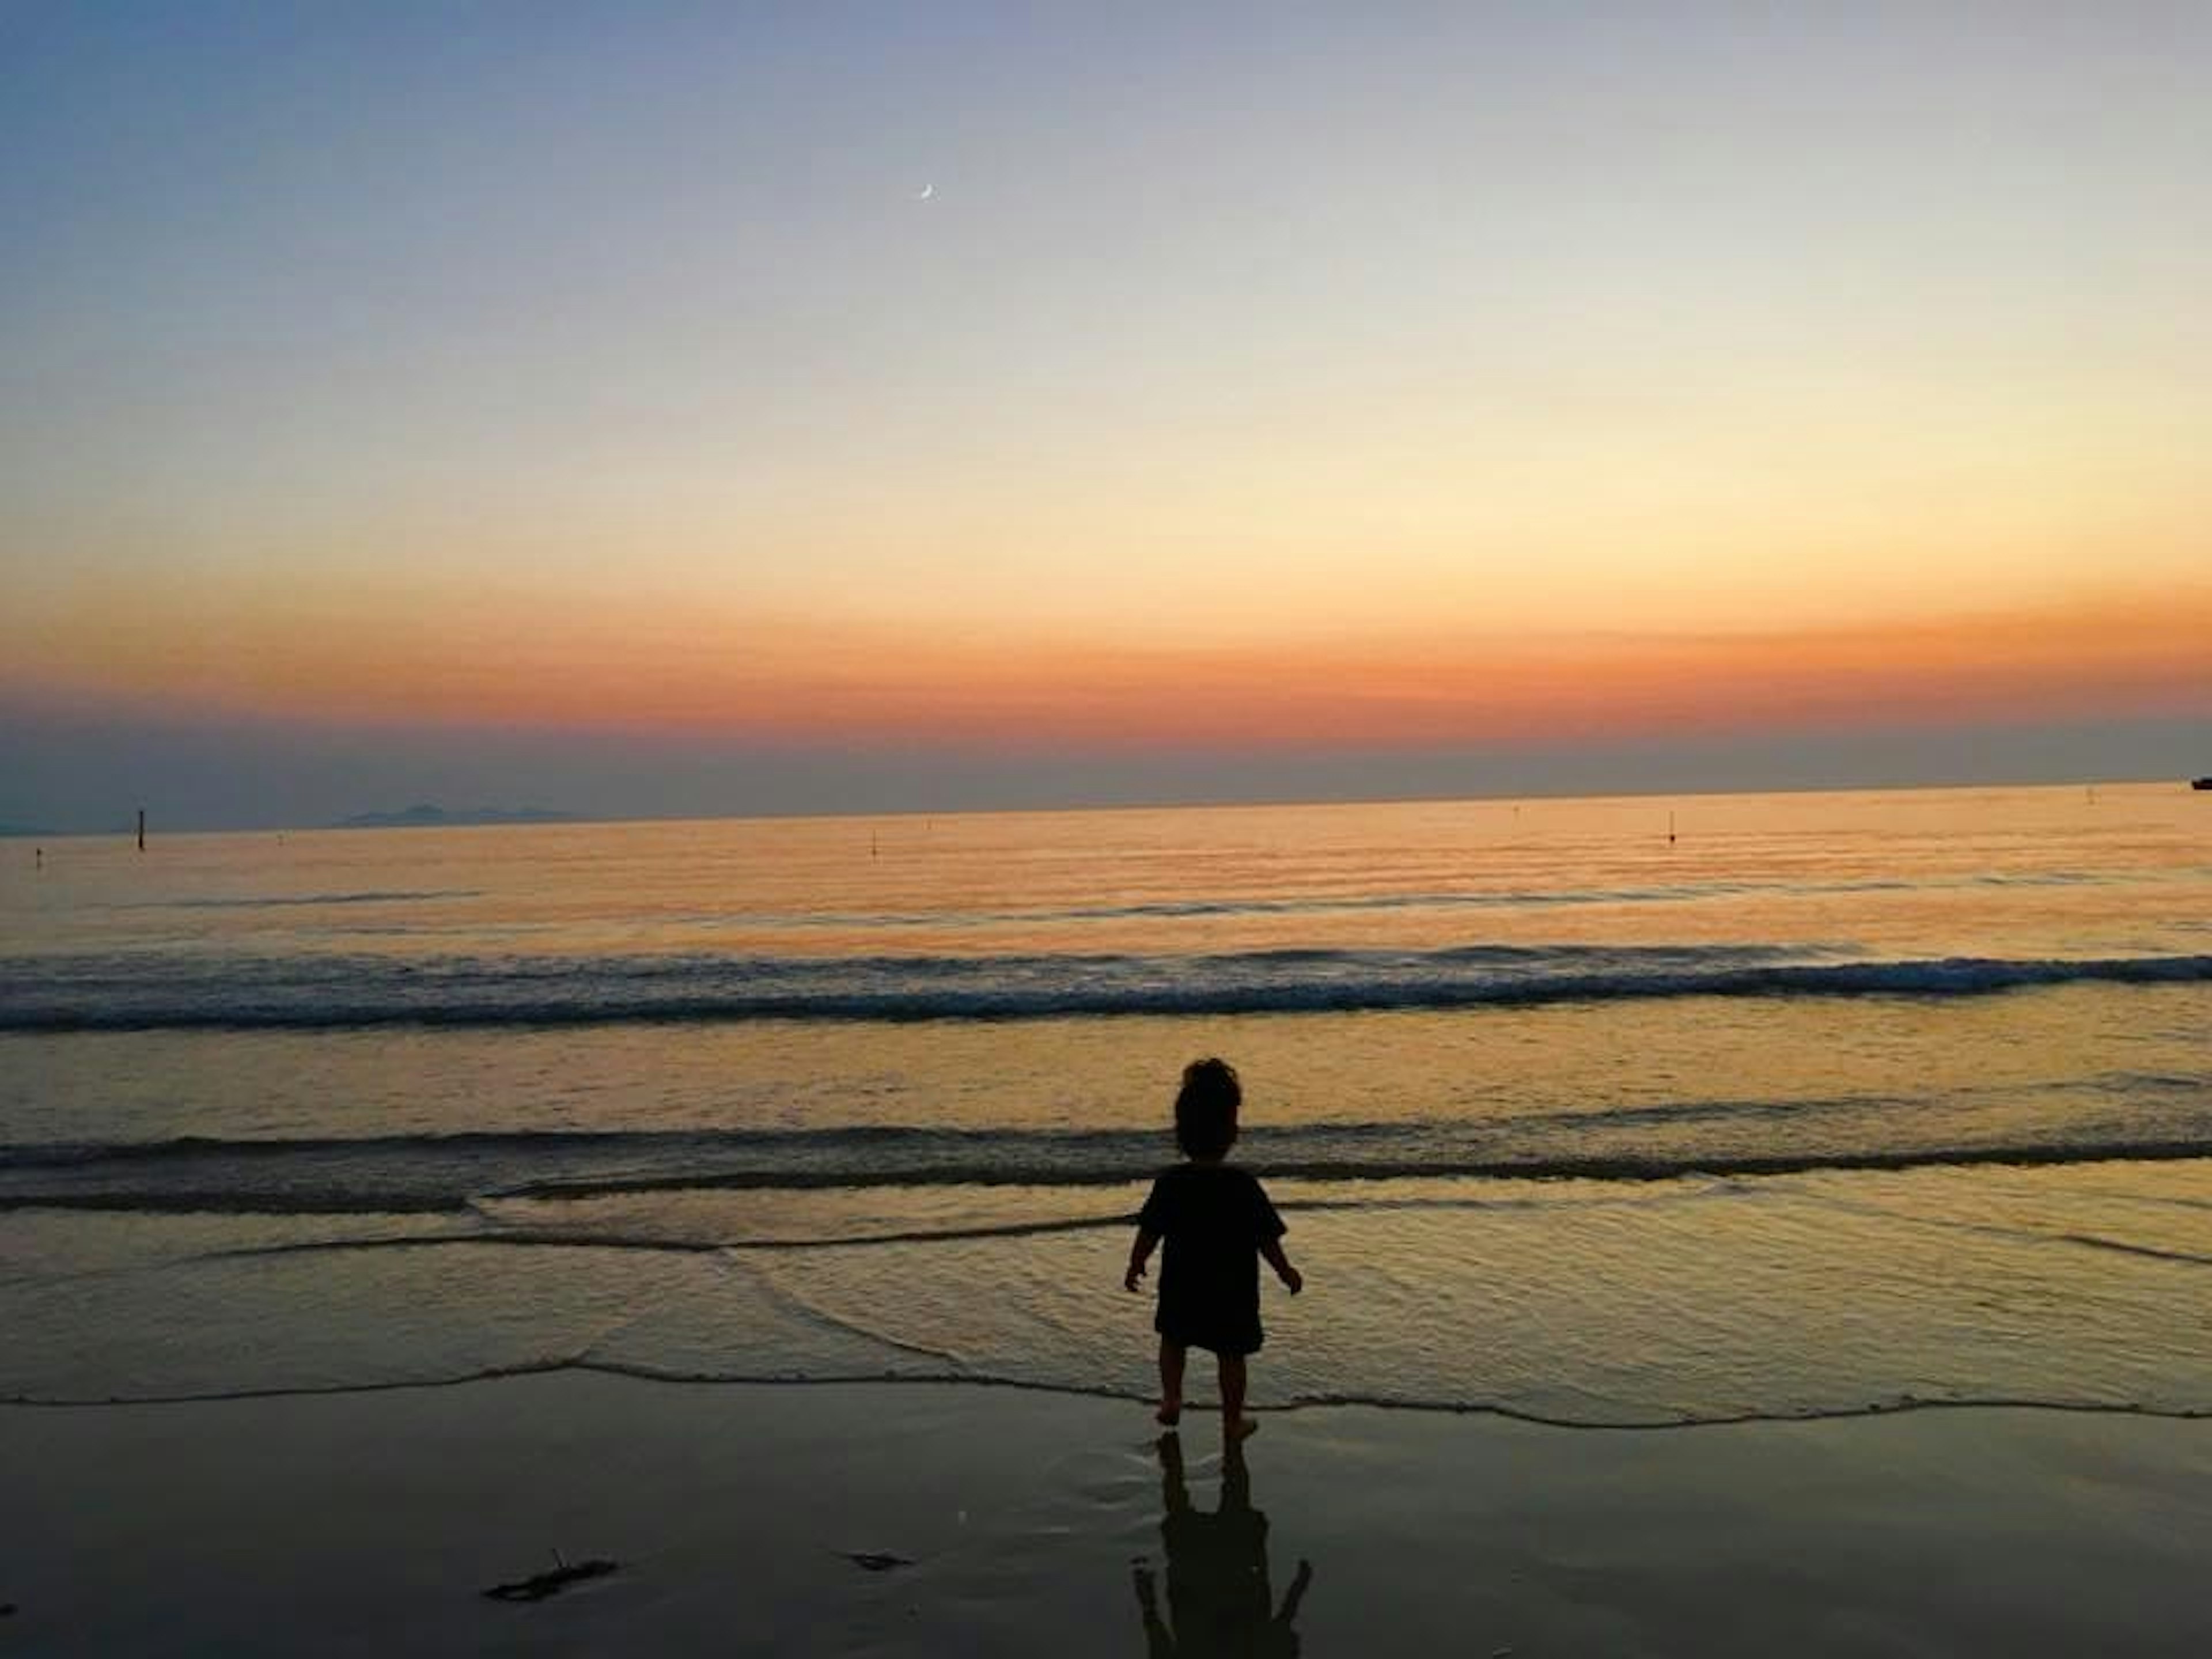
[{"x1": 1124, "y1": 1058, "x2": 1302, "y2": 1440}]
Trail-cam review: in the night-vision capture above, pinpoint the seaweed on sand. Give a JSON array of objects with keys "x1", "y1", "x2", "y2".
[{"x1": 482, "y1": 1550, "x2": 619, "y2": 1603}]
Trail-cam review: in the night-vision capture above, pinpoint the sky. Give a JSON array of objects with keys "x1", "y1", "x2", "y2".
[{"x1": 3, "y1": 2, "x2": 2208, "y2": 830}]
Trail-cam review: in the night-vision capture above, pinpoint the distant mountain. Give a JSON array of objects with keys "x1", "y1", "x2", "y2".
[{"x1": 332, "y1": 804, "x2": 581, "y2": 830}]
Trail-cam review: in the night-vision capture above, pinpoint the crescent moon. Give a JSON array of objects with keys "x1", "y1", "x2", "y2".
[{"x1": 915, "y1": 183, "x2": 934, "y2": 200}]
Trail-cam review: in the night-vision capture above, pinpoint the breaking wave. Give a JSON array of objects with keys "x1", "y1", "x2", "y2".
[{"x1": 5, "y1": 944, "x2": 2209, "y2": 1032}]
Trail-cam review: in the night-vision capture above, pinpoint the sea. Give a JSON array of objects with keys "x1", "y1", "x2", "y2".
[{"x1": 2, "y1": 783, "x2": 2207, "y2": 1427}]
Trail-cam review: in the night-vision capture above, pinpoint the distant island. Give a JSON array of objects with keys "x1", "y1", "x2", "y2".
[{"x1": 332, "y1": 804, "x2": 581, "y2": 830}]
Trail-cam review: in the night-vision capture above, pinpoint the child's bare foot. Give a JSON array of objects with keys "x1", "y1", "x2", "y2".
[
  {"x1": 1225, "y1": 1414, "x2": 1259, "y2": 1443},
  {"x1": 1155, "y1": 1399, "x2": 1181, "y2": 1426}
]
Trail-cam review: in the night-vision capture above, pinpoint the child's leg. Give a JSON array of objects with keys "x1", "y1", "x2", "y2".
[
  {"x1": 1156, "y1": 1338, "x2": 1185, "y2": 1425},
  {"x1": 1218, "y1": 1353, "x2": 1256, "y2": 1440}
]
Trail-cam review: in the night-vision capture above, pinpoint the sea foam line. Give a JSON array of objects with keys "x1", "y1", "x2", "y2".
[{"x1": 3, "y1": 1359, "x2": 2205, "y2": 1431}]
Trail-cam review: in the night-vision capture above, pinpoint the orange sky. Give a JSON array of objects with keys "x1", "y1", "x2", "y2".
[{"x1": 15, "y1": 584, "x2": 2207, "y2": 752}]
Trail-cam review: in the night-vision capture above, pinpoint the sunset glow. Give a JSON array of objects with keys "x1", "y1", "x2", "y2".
[
  {"x1": 13, "y1": 587, "x2": 2210, "y2": 752},
  {"x1": 3, "y1": 5, "x2": 2208, "y2": 827}
]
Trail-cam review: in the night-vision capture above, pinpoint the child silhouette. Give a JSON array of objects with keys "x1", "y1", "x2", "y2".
[{"x1": 1125, "y1": 1058, "x2": 1303, "y2": 1440}]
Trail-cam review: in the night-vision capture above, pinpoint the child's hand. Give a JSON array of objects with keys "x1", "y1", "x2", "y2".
[
  {"x1": 1124, "y1": 1262, "x2": 1146, "y2": 1293},
  {"x1": 1279, "y1": 1264, "x2": 1303, "y2": 1295}
]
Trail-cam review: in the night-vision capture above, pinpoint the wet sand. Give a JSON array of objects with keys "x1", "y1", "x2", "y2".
[{"x1": 3, "y1": 1373, "x2": 2208, "y2": 1656}]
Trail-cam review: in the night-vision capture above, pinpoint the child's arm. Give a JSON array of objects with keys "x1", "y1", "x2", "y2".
[
  {"x1": 1124, "y1": 1226, "x2": 1160, "y2": 1293},
  {"x1": 1260, "y1": 1236, "x2": 1302, "y2": 1294}
]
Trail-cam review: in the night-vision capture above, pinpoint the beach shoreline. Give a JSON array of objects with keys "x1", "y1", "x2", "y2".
[{"x1": 6, "y1": 1372, "x2": 2209, "y2": 1656}]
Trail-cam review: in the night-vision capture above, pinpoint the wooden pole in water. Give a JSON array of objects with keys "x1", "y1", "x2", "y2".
[
  {"x1": 1667, "y1": 809, "x2": 1676, "y2": 846},
  {"x1": 137, "y1": 809, "x2": 146, "y2": 852}
]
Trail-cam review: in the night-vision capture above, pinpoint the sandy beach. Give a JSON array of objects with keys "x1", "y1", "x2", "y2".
[{"x1": 5, "y1": 1374, "x2": 2208, "y2": 1656}]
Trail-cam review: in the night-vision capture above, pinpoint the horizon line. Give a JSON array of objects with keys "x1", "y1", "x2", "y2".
[{"x1": 7, "y1": 771, "x2": 2194, "y2": 841}]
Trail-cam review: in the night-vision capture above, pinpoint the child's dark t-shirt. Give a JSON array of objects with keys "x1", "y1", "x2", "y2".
[{"x1": 1139, "y1": 1162, "x2": 1286, "y2": 1357}]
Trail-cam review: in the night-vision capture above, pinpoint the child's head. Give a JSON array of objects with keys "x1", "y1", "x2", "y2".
[{"x1": 1173, "y1": 1057, "x2": 1242, "y2": 1161}]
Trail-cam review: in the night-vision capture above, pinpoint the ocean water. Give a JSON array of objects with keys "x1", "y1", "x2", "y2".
[{"x1": 2, "y1": 783, "x2": 2208, "y2": 1426}]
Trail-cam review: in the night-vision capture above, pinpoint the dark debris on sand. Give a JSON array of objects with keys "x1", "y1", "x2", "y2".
[
  {"x1": 840, "y1": 1551, "x2": 915, "y2": 1572},
  {"x1": 482, "y1": 1552, "x2": 620, "y2": 1603}
]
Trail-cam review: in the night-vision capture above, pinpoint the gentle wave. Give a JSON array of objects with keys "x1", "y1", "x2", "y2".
[
  {"x1": 713, "y1": 877, "x2": 1940, "y2": 929},
  {"x1": 501, "y1": 1140, "x2": 2212, "y2": 1197},
  {"x1": 94, "y1": 1185, "x2": 2212, "y2": 1267},
  {"x1": 90, "y1": 871, "x2": 2158, "y2": 938},
  {"x1": 0, "y1": 1126, "x2": 734, "y2": 1170},
  {"x1": 5, "y1": 945, "x2": 2209, "y2": 1031},
  {"x1": 3, "y1": 1124, "x2": 2206, "y2": 1215},
  {"x1": 125, "y1": 889, "x2": 486, "y2": 911},
  {"x1": 124, "y1": 865, "x2": 2194, "y2": 931},
  {"x1": 5, "y1": 1112, "x2": 2198, "y2": 1177}
]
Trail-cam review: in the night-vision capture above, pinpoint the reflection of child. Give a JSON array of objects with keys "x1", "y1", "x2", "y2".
[
  {"x1": 1133, "y1": 1433, "x2": 1313, "y2": 1658},
  {"x1": 1124, "y1": 1058, "x2": 1303, "y2": 1441}
]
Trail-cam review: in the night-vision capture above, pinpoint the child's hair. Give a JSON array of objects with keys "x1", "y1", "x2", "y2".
[{"x1": 1174, "y1": 1057, "x2": 1243, "y2": 1160}]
